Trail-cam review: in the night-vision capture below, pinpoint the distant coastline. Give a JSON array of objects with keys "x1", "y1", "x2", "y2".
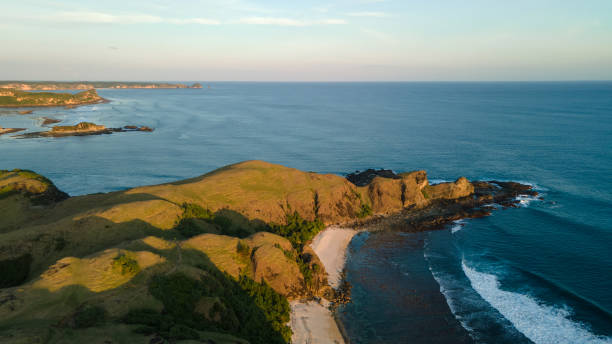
[
  {"x1": 0, "y1": 88, "x2": 106, "y2": 108},
  {"x1": 0, "y1": 81, "x2": 203, "y2": 91}
]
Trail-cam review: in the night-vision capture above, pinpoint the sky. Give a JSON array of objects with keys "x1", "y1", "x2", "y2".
[{"x1": 1, "y1": 0, "x2": 612, "y2": 81}]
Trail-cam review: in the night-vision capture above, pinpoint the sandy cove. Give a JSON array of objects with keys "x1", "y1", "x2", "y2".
[{"x1": 290, "y1": 227, "x2": 357, "y2": 344}]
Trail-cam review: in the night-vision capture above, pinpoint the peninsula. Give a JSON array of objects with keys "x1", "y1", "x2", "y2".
[
  {"x1": 0, "y1": 81, "x2": 203, "y2": 91},
  {"x1": 0, "y1": 161, "x2": 536, "y2": 344},
  {"x1": 0, "y1": 89, "x2": 105, "y2": 108}
]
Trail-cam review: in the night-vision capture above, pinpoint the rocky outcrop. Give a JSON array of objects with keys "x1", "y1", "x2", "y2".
[
  {"x1": 14, "y1": 122, "x2": 154, "y2": 138},
  {"x1": 423, "y1": 177, "x2": 474, "y2": 200},
  {"x1": 0, "y1": 127, "x2": 25, "y2": 135}
]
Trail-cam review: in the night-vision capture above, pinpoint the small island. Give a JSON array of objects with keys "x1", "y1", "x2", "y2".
[
  {"x1": 14, "y1": 122, "x2": 154, "y2": 138},
  {"x1": 0, "y1": 89, "x2": 105, "y2": 108}
]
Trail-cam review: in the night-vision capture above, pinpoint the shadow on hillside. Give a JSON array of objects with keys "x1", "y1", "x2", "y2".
[{"x1": 0, "y1": 240, "x2": 289, "y2": 344}]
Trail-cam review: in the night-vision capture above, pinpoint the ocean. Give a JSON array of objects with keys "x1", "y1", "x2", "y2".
[{"x1": 1, "y1": 82, "x2": 611, "y2": 343}]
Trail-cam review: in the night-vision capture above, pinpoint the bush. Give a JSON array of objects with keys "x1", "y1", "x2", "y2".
[
  {"x1": 149, "y1": 273, "x2": 204, "y2": 317},
  {"x1": 112, "y1": 254, "x2": 140, "y2": 275},
  {"x1": 131, "y1": 270, "x2": 291, "y2": 344},
  {"x1": 237, "y1": 241, "x2": 250, "y2": 256},
  {"x1": 357, "y1": 203, "x2": 372, "y2": 218},
  {"x1": 181, "y1": 203, "x2": 213, "y2": 220},
  {"x1": 268, "y1": 212, "x2": 324, "y2": 250},
  {"x1": 73, "y1": 305, "x2": 106, "y2": 328}
]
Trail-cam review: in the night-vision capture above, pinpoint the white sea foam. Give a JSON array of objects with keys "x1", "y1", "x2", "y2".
[
  {"x1": 462, "y1": 262, "x2": 612, "y2": 344},
  {"x1": 450, "y1": 219, "x2": 465, "y2": 233},
  {"x1": 429, "y1": 179, "x2": 450, "y2": 185},
  {"x1": 515, "y1": 194, "x2": 540, "y2": 207}
]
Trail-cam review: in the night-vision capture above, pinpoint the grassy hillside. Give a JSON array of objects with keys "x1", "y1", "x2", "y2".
[
  {"x1": 0, "y1": 89, "x2": 103, "y2": 107},
  {"x1": 0, "y1": 160, "x2": 474, "y2": 343}
]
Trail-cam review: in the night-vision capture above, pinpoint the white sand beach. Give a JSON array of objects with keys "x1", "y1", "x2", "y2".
[
  {"x1": 310, "y1": 227, "x2": 358, "y2": 288},
  {"x1": 290, "y1": 300, "x2": 345, "y2": 344},
  {"x1": 290, "y1": 227, "x2": 357, "y2": 344}
]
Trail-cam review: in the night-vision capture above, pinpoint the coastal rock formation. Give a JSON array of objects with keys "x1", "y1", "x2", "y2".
[
  {"x1": 423, "y1": 177, "x2": 474, "y2": 200},
  {"x1": 0, "y1": 126, "x2": 25, "y2": 135},
  {"x1": 14, "y1": 122, "x2": 154, "y2": 138},
  {"x1": 41, "y1": 117, "x2": 61, "y2": 126},
  {"x1": 0, "y1": 88, "x2": 105, "y2": 108}
]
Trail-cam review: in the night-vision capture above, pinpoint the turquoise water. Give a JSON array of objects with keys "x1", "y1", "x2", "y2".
[{"x1": 1, "y1": 82, "x2": 611, "y2": 343}]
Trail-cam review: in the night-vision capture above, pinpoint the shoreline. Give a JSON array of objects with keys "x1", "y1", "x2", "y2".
[{"x1": 290, "y1": 227, "x2": 357, "y2": 344}]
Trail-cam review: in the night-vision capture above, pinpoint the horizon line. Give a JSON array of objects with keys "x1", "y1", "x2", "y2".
[{"x1": 2, "y1": 79, "x2": 612, "y2": 83}]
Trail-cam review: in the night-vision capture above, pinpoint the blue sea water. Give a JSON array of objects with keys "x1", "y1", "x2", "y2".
[{"x1": 1, "y1": 82, "x2": 611, "y2": 343}]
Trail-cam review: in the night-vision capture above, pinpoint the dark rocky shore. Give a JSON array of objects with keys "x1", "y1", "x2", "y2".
[{"x1": 345, "y1": 168, "x2": 538, "y2": 233}]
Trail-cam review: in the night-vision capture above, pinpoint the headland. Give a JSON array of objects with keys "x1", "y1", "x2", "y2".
[{"x1": 0, "y1": 161, "x2": 535, "y2": 343}]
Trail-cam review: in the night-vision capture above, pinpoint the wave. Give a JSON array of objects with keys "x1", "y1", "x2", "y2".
[
  {"x1": 515, "y1": 194, "x2": 541, "y2": 207},
  {"x1": 451, "y1": 219, "x2": 465, "y2": 233},
  {"x1": 462, "y1": 261, "x2": 612, "y2": 344}
]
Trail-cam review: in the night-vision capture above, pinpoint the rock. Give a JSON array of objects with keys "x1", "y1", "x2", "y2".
[
  {"x1": 0, "y1": 127, "x2": 26, "y2": 136},
  {"x1": 423, "y1": 177, "x2": 474, "y2": 200},
  {"x1": 41, "y1": 117, "x2": 61, "y2": 126}
]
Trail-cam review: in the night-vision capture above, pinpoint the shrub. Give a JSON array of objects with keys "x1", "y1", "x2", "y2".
[
  {"x1": 237, "y1": 241, "x2": 250, "y2": 256},
  {"x1": 133, "y1": 270, "x2": 291, "y2": 344},
  {"x1": 181, "y1": 203, "x2": 213, "y2": 220},
  {"x1": 112, "y1": 254, "x2": 140, "y2": 275},
  {"x1": 149, "y1": 273, "x2": 204, "y2": 317},
  {"x1": 357, "y1": 203, "x2": 372, "y2": 218},
  {"x1": 268, "y1": 212, "x2": 324, "y2": 250}
]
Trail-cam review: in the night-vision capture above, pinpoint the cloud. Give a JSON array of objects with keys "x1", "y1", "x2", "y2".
[
  {"x1": 238, "y1": 17, "x2": 347, "y2": 26},
  {"x1": 47, "y1": 11, "x2": 220, "y2": 25},
  {"x1": 347, "y1": 12, "x2": 388, "y2": 17}
]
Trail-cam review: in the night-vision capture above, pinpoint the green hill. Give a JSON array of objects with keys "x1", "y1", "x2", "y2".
[{"x1": 0, "y1": 161, "x2": 475, "y2": 343}]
